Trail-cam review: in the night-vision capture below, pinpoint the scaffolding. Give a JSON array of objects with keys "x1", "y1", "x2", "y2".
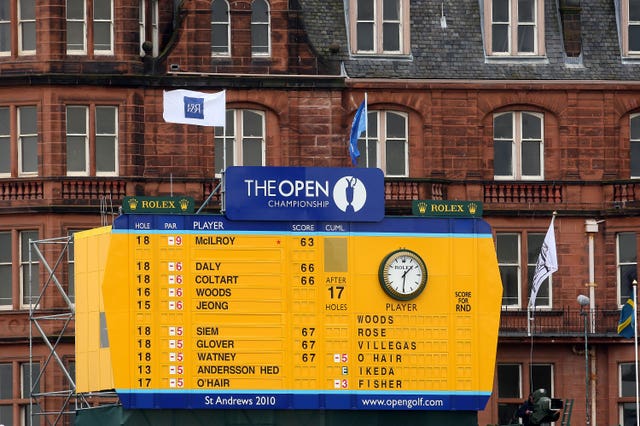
[{"x1": 28, "y1": 198, "x2": 119, "y2": 426}]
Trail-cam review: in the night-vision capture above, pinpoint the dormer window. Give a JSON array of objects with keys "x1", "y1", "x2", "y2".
[
  {"x1": 623, "y1": 0, "x2": 640, "y2": 56},
  {"x1": 484, "y1": 0, "x2": 545, "y2": 57},
  {"x1": 349, "y1": 0, "x2": 410, "y2": 56}
]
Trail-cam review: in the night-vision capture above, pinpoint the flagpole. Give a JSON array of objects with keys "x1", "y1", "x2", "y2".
[
  {"x1": 364, "y1": 92, "x2": 368, "y2": 161},
  {"x1": 634, "y1": 279, "x2": 639, "y2": 426},
  {"x1": 528, "y1": 212, "x2": 558, "y2": 397},
  {"x1": 528, "y1": 212, "x2": 558, "y2": 336}
]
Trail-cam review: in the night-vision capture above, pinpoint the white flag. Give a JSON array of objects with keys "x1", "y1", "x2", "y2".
[
  {"x1": 529, "y1": 216, "x2": 558, "y2": 308},
  {"x1": 163, "y1": 89, "x2": 226, "y2": 126}
]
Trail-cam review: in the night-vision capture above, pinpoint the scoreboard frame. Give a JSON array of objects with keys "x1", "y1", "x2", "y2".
[{"x1": 77, "y1": 214, "x2": 502, "y2": 411}]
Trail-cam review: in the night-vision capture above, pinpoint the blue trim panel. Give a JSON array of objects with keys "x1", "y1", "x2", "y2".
[
  {"x1": 111, "y1": 214, "x2": 493, "y2": 236},
  {"x1": 115, "y1": 390, "x2": 490, "y2": 411}
]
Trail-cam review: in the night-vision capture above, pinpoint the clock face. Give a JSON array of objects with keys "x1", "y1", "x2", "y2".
[{"x1": 378, "y1": 249, "x2": 428, "y2": 301}]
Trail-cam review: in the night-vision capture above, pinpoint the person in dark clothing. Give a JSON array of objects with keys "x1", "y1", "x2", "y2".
[
  {"x1": 515, "y1": 393, "x2": 534, "y2": 425},
  {"x1": 513, "y1": 389, "x2": 562, "y2": 425}
]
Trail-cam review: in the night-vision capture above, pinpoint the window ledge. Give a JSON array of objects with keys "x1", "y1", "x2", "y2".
[
  {"x1": 485, "y1": 55, "x2": 549, "y2": 65},
  {"x1": 349, "y1": 53, "x2": 413, "y2": 61},
  {"x1": 622, "y1": 56, "x2": 640, "y2": 64}
]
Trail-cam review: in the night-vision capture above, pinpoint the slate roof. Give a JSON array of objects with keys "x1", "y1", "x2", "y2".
[{"x1": 297, "y1": 0, "x2": 640, "y2": 80}]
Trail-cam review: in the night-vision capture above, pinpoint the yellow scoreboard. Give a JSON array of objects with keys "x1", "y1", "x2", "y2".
[{"x1": 81, "y1": 214, "x2": 502, "y2": 410}]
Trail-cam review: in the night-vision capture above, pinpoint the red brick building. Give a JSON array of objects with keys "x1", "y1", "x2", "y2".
[{"x1": 1, "y1": 0, "x2": 639, "y2": 425}]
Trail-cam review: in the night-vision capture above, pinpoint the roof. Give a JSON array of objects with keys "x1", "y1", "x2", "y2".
[{"x1": 297, "y1": 0, "x2": 640, "y2": 80}]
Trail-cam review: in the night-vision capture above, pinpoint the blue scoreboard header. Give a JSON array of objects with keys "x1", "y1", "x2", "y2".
[{"x1": 223, "y1": 166, "x2": 385, "y2": 222}]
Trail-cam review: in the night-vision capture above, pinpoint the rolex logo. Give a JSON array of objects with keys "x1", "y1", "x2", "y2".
[
  {"x1": 417, "y1": 201, "x2": 427, "y2": 214},
  {"x1": 468, "y1": 202, "x2": 477, "y2": 215},
  {"x1": 128, "y1": 197, "x2": 138, "y2": 210},
  {"x1": 179, "y1": 198, "x2": 190, "y2": 211}
]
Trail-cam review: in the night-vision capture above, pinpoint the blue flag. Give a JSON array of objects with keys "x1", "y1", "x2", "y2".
[
  {"x1": 349, "y1": 100, "x2": 367, "y2": 166},
  {"x1": 618, "y1": 298, "x2": 635, "y2": 338}
]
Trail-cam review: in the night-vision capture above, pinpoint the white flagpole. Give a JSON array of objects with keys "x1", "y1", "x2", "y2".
[
  {"x1": 364, "y1": 92, "x2": 368, "y2": 156},
  {"x1": 634, "y1": 280, "x2": 639, "y2": 426}
]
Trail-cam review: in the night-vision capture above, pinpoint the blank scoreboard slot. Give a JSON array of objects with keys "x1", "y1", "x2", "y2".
[
  {"x1": 190, "y1": 249, "x2": 283, "y2": 262},
  {"x1": 191, "y1": 313, "x2": 285, "y2": 323},
  {"x1": 324, "y1": 238, "x2": 347, "y2": 272}
]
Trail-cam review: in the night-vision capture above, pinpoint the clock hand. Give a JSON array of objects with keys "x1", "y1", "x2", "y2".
[
  {"x1": 401, "y1": 265, "x2": 415, "y2": 292},
  {"x1": 402, "y1": 264, "x2": 415, "y2": 278}
]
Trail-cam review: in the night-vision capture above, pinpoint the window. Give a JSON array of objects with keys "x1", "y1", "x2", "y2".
[
  {"x1": 0, "y1": 363, "x2": 12, "y2": 425},
  {"x1": 139, "y1": 0, "x2": 145, "y2": 56},
  {"x1": 497, "y1": 231, "x2": 552, "y2": 308},
  {"x1": 497, "y1": 363, "x2": 553, "y2": 425},
  {"x1": 0, "y1": 229, "x2": 40, "y2": 310},
  {"x1": 214, "y1": 109, "x2": 265, "y2": 175},
  {"x1": 67, "y1": 230, "x2": 81, "y2": 304},
  {"x1": 497, "y1": 363, "x2": 522, "y2": 424},
  {"x1": 66, "y1": 0, "x2": 86, "y2": 53},
  {"x1": 66, "y1": 106, "x2": 87, "y2": 174},
  {"x1": 530, "y1": 364, "x2": 553, "y2": 396},
  {"x1": 20, "y1": 362, "x2": 40, "y2": 424},
  {"x1": 151, "y1": 0, "x2": 158, "y2": 56},
  {"x1": 493, "y1": 111, "x2": 543, "y2": 180},
  {"x1": 356, "y1": 110, "x2": 408, "y2": 176},
  {"x1": 485, "y1": 0, "x2": 544, "y2": 56},
  {"x1": 0, "y1": 107, "x2": 8, "y2": 176},
  {"x1": 67, "y1": 360, "x2": 76, "y2": 425},
  {"x1": 66, "y1": 105, "x2": 118, "y2": 176},
  {"x1": 18, "y1": 106, "x2": 37, "y2": 176},
  {"x1": 66, "y1": 0, "x2": 113, "y2": 55},
  {"x1": 350, "y1": 0, "x2": 409, "y2": 55},
  {"x1": 497, "y1": 233, "x2": 521, "y2": 307},
  {"x1": 618, "y1": 232, "x2": 637, "y2": 305},
  {"x1": 139, "y1": 0, "x2": 159, "y2": 56},
  {"x1": 620, "y1": 362, "x2": 640, "y2": 425},
  {"x1": 251, "y1": 0, "x2": 270, "y2": 56},
  {"x1": 0, "y1": 2, "x2": 9, "y2": 55},
  {"x1": 0, "y1": 362, "x2": 40, "y2": 426},
  {"x1": 0, "y1": 105, "x2": 38, "y2": 177},
  {"x1": 212, "y1": 0, "x2": 230, "y2": 56},
  {"x1": 624, "y1": 0, "x2": 640, "y2": 55},
  {"x1": 0, "y1": 232, "x2": 10, "y2": 309},
  {"x1": 20, "y1": 230, "x2": 39, "y2": 308},
  {"x1": 527, "y1": 232, "x2": 551, "y2": 308},
  {"x1": 93, "y1": 0, "x2": 113, "y2": 54},
  {"x1": 631, "y1": 114, "x2": 640, "y2": 178},
  {"x1": 0, "y1": 0, "x2": 36, "y2": 56},
  {"x1": 18, "y1": 0, "x2": 35, "y2": 54}
]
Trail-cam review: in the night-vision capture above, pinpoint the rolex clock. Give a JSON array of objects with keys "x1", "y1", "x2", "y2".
[{"x1": 378, "y1": 249, "x2": 428, "y2": 301}]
